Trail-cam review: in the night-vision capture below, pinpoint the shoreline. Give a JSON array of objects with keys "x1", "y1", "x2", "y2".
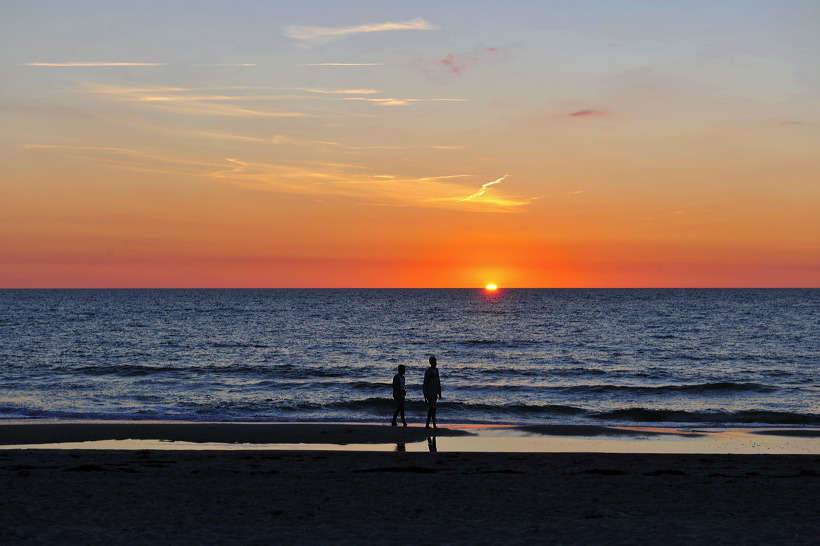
[{"x1": 1, "y1": 421, "x2": 818, "y2": 454}]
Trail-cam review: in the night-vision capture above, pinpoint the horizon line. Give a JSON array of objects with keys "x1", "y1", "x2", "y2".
[{"x1": 0, "y1": 287, "x2": 815, "y2": 290}]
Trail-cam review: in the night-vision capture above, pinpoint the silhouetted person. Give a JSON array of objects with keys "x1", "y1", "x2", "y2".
[
  {"x1": 423, "y1": 356, "x2": 442, "y2": 429},
  {"x1": 391, "y1": 364, "x2": 407, "y2": 426}
]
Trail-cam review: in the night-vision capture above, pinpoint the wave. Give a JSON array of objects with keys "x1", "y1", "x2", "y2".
[
  {"x1": 314, "y1": 400, "x2": 820, "y2": 426},
  {"x1": 557, "y1": 382, "x2": 778, "y2": 395},
  {"x1": 591, "y1": 408, "x2": 820, "y2": 425},
  {"x1": 457, "y1": 381, "x2": 780, "y2": 396},
  {"x1": 210, "y1": 342, "x2": 271, "y2": 349},
  {"x1": 459, "y1": 339, "x2": 543, "y2": 348},
  {"x1": 3, "y1": 400, "x2": 818, "y2": 426},
  {"x1": 61, "y1": 363, "x2": 360, "y2": 378}
]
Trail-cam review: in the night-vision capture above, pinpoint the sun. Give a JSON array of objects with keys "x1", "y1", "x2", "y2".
[{"x1": 485, "y1": 284, "x2": 498, "y2": 291}]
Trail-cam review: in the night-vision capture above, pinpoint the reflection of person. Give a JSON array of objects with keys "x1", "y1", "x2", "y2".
[
  {"x1": 391, "y1": 365, "x2": 407, "y2": 427},
  {"x1": 423, "y1": 356, "x2": 442, "y2": 429}
]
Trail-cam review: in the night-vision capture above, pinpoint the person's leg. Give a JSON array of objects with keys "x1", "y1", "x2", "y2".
[
  {"x1": 431, "y1": 405, "x2": 437, "y2": 428},
  {"x1": 392, "y1": 402, "x2": 399, "y2": 426},
  {"x1": 398, "y1": 399, "x2": 407, "y2": 426}
]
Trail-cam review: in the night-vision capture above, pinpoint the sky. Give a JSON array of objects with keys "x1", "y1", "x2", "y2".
[{"x1": 1, "y1": 0, "x2": 818, "y2": 288}]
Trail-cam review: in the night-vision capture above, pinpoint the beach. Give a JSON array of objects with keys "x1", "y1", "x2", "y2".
[{"x1": 2, "y1": 423, "x2": 819, "y2": 544}]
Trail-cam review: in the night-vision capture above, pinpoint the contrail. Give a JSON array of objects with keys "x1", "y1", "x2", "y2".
[{"x1": 460, "y1": 175, "x2": 509, "y2": 201}]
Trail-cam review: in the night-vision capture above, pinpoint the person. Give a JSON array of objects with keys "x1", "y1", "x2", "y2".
[
  {"x1": 391, "y1": 364, "x2": 407, "y2": 427},
  {"x1": 423, "y1": 356, "x2": 442, "y2": 429}
]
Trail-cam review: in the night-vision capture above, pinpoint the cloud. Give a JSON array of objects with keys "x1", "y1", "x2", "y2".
[
  {"x1": 213, "y1": 162, "x2": 533, "y2": 212},
  {"x1": 441, "y1": 53, "x2": 480, "y2": 75},
  {"x1": 568, "y1": 110, "x2": 609, "y2": 117},
  {"x1": 297, "y1": 88, "x2": 380, "y2": 95},
  {"x1": 127, "y1": 99, "x2": 314, "y2": 118},
  {"x1": 23, "y1": 62, "x2": 166, "y2": 67},
  {"x1": 24, "y1": 144, "x2": 137, "y2": 153},
  {"x1": 459, "y1": 175, "x2": 508, "y2": 201},
  {"x1": 30, "y1": 144, "x2": 530, "y2": 212},
  {"x1": 76, "y1": 81, "x2": 462, "y2": 116},
  {"x1": 22, "y1": 144, "x2": 227, "y2": 178},
  {"x1": 305, "y1": 63, "x2": 386, "y2": 66},
  {"x1": 79, "y1": 82, "x2": 380, "y2": 97},
  {"x1": 344, "y1": 97, "x2": 467, "y2": 106},
  {"x1": 189, "y1": 63, "x2": 257, "y2": 67},
  {"x1": 74, "y1": 82, "x2": 318, "y2": 118},
  {"x1": 414, "y1": 47, "x2": 507, "y2": 80},
  {"x1": 285, "y1": 17, "x2": 435, "y2": 47},
  {"x1": 270, "y1": 135, "x2": 465, "y2": 152}
]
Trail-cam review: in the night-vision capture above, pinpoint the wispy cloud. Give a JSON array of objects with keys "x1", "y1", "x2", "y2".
[
  {"x1": 298, "y1": 88, "x2": 379, "y2": 95},
  {"x1": 23, "y1": 62, "x2": 166, "y2": 67},
  {"x1": 216, "y1": 161, "x2": 531, "y2": 211},
  {"x1": 419, "y1": 174, "x2": 535, "y2": 210},
  {"x1": 28, "y1": 144, "x2": 530, "y2": 212},
  {"x1": 441, "y1": 53, "x2": 479, "y2": 75},
  {"x1": 460, "y1": 175, "x2": 509, "y2": 201},
  {"x1": 568, "y1": 110, "x2": 608, "y2": 117},
  {"x1": 344, "y1": 97, "x2": 467, "y2": 107},
  {"x1": 305, "y1": 63, "x2": 386, "y2": 66},
  {"x1": 285, "y1": 17, "x2": 435, "y2": 47},
  {"x1": 74, "y1": 82, "x2": 316, "y2": 118},
  {"x1": 23, "y1": 144, "x2": 227, "y2": 178},
  {"x1": 77, "y1": 82, "x2": 379, "y2": 97},
  {"x1": 23, "y1": 144, "x2": 137, "y2": 153},
  {"x1": 270, "y1": 135, "x2": 465, "y2": 151},
  {"x1": 189, "y1": 63, "x2": 257, "y2": 67},
  {"x1": 154, "y1": 102, "x2": 312, "y2": 118},
  {"x1": 71, "y1": 81, "x2": 461, "y2": 117},
  {"x1": 414, "y1": 47, "x2": 507, "y2": 80}
]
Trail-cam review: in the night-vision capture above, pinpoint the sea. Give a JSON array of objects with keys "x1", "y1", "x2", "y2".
[{"x1": 0, "y1": 289, "x2": 817, "y2": 428}]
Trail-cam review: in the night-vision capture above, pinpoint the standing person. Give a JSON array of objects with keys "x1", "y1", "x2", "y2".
[
  {"x1": 423, "y1": 356, "x2": 442, "y2": 429},
  {"x1": 391, "y1": 364, "x2": 408, "y2": 427}
]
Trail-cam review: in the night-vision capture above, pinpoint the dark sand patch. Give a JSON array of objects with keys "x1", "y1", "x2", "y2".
[
  {"x1": 751, "y1": 429, "x2": 820, "y2": 438},
  {"x1": 1, "y1": 450, "x2": 818, "y2": 544}
]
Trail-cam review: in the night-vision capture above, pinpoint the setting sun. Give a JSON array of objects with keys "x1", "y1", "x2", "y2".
[{"x1": 485, "y1": 284, "x2": 498, "y2": 291}]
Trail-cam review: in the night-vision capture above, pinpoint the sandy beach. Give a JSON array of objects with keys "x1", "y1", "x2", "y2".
[{"x1": 2, "y1": 423, "x2": 819, "y2": 544}]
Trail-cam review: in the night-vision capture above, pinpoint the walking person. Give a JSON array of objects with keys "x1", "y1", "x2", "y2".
[
  {"x1": 423, "y1": 356, "x2": 442, "y2": 429},
  {"x1": 391, "y1": 364, "x2": 408, "y2": 427}
]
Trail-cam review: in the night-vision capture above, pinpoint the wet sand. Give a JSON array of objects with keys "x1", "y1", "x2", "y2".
[
  {"x1": 1, "y1": 423, "x2": 818, "y2": 544},
  {"x1": 0, "y1": 422, "x2": 472, "y2": 447}
]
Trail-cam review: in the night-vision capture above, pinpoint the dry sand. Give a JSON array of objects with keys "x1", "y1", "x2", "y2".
[{"x1": 1, "y1": 423, "x2": 818, "y2": 544}]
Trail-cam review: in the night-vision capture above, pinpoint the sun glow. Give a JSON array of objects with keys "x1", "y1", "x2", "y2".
[{"x1": 485, "y1": 284, "x2": 498, "y2": 291}]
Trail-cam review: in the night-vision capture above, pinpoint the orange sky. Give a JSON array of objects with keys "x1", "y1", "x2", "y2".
[{"x1": 1, "y1": 2, "x2": 818, "y2": 287}]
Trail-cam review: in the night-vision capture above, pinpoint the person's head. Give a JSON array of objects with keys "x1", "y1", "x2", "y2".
[
  {"x1": 397, "y1": 364, "x2": 406, "y2": 374},
  {"x1": 429, "y1": 356, "x2": 437, "y2": 368}
]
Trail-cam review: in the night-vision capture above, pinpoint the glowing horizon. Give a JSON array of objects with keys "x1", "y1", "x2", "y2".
[{"x1": 1, "y1": 1, "x2": 818, "y2": 288}]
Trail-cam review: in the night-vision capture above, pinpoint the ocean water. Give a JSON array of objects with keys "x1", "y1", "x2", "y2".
[{"x1": 0, "y1": 289, "x2": 817, "y2": 427}]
